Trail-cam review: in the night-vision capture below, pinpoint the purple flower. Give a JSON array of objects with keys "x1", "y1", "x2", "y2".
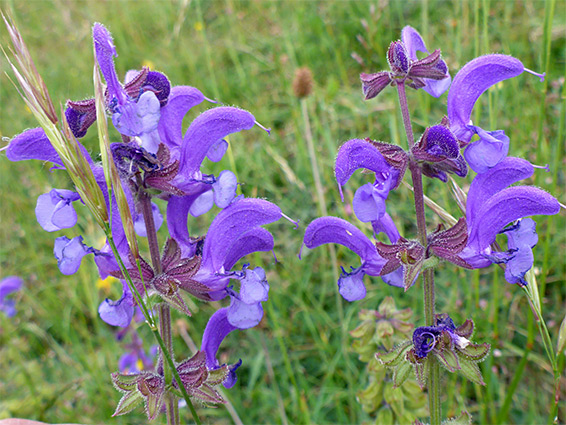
[
  {"x1": 35, "y1": 189, "x2": 81, "y2": 232},
  {"x1": 303, "y1": 216, "x2": 402, "y2": 302},
  {"x1": 65, "y1": 23, "x2": 172, "y2": 146},
  {"x1": 412, "y1": 124, "x2": 468, "y2": 181},
  {"x1": 401, "y1": 26, "x2": 451, "y2": 97},
  {"x1": 200, "y1": 308, "x2": 241, "y2": 388},
  {"x1": 54, "y1": 236, "x2": 96, "y2": 275},
  {"x1": 447, "y1": 54, "x2": 544, "y2": 173},
  {"x1": 360, "y1": 26, "x2": 450, "y2": 100},
  {"x1": 0, "y1": 276, "x2": 23, "y2": 317},
  {"x1": 494, "y1": 218, "x2": 539, "y2": 285},
  {"x1": 99, "y1": 281, "x2": 135, "y2": 327},
  {"x1": 459, "y1": 157, "x2": 560, "y2": 272},
  {"x1": 335, "y1": 138, "x2": 401, "y2": 204}
]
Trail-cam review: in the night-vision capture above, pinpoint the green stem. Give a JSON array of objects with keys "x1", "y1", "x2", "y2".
[{"x1": 396, "y1": 82, "x2": 440, "y2": 425}]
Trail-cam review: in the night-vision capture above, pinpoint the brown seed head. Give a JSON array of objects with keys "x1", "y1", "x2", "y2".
[{"x1": 292, "y1": 66, "x2": 313, "y2": 98}]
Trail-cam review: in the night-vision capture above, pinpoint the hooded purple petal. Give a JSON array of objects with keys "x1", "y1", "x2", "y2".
[
  {"x1": 178, "y1": 107, "x2": 255, "y2": 177},
  {"x1": 303, "y1": 216, "x2": 385, "y2": 276},
  {"x1": 54, "y1": 236, "x2": 94, "y2": 275},
  {"x1": 157, "y1": 86, "x2": 206, "y2": 150},
  {"x1": 201, "y1": 199, "x2": 281, "y2": 272},
  {"x1": 469, "y1": 186, "x2": 560, "y2": 251},
  {"x1": 93, "y1": 23, "x2": 126, "y2": 105},
  {"x1": 223, "y1": 228, "x2": 274, "y2": 271},
  {"x1": 166, "y1": 193, "x2": 209, "y2": 256},
  {"x1": 98, "y1": 282, "x2": 135, "y2": 327},
  {"x1": 447, "y1": 54, "x2": 523, "y2": 142},
  {"x1": 35, "y1": 189, "x2": 80, "y2": 232},
  {"x1": 335, "y1": 139, "x2": 390, "y2": 201},
  {"x1": 6, "y1": 127, "x2": 93, "y2": 166},
  {"x1": 7, "y1": 128, "x2": 64, "y2": 166},
  {"x1": 466, "y1": 157, "x2": 534, "y2": 229}
]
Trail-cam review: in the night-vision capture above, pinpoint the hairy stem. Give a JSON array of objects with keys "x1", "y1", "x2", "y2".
[
  {"x1": 138, "y1": 187, "x2": 180, "y2": 425},
  {"x1": 396, "y1": 81, "x2": 440, "y2": 425}
]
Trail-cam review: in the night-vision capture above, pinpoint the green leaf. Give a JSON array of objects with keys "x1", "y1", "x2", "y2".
[
  {"x1": 111, "y1": 372, "x2": 141, "y2": 392},
  {"x1": 376, "y1": 320, "x2": 395, "y2": 339},
  {"x1": 375, "y1": 406, "x2": 394, "y2": 425},
  {"x1": 435, "y1": 349, "x2": 460, "y2": 372},
  {"x1": 442, "y1": 410, "x2": 472, "y2": 425},
  {"x1": 112, "y1": 390, "x2": 143, "y2": 417},
  {"x1": 459, "y1": 342, "x2": 490, "y2": 362},
  {"x1": 145, "y1": 390, "x2": 165, "y2": 421},
  {"x1": 458, "y1": 358, "x2": 485, "y2": 386},
  {"x1": 378, "y1": 296, "x2": 396, "y2": 316},
  {"x1": 393, "y1": 361, "x2": 412, "y2": 388},
  {"x1": 376, "y1": 340, "x2": 412, "y2": 366}
]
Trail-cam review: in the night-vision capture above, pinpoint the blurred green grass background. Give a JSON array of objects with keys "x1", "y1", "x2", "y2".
[{"x1": 0, "y1": 0, "x2": 564, "y2": 424}]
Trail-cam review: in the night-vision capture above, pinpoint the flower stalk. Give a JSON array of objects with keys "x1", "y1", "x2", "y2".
[{"x1": 396, "y1": 80, "x2": 441, "y2": 425}]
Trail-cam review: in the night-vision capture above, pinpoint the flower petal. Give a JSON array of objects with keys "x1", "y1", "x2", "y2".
[
  {"x1": 201, "y1": 308, "x2": 238, "y2": 371},
  {"x1": 239, "y1": 267, "x2": 269, "y2": 304},
  {"x1": 469, "y1": 186, "x2": 560, "y2": 251},
  {"x1": 303, "y1": 216, "x2": 385, "y2": 275},
  {"x1": 338, "y1": 268, "x2": 367, "y2": 301},
  {"x1": 335, "y1": 139, "x2": 390, "y2": 201},
  {"x1": 157, "y1": 86, "x2": 206, "y2": 150},
  {"x1": 98, "y1": 282, "x2": 135, "y2": 327},
  {"x1": 448, "y1": 54, "x2": 523, "y2": 142},
  {"x1": 7, "y1": 127, "x2": 93, "y2": 166},
  {"x1": 166, "y1": 192, "x2": 210, "y2": 256},
  {"x1": 35, "y1": 189, "x2": 80, "y2": 232},
  {"x1": 212, "y1": 170, "x2": 238, "y2": 209},
  {"x1": 54, "y1": 236, "x2": 93, "y2": 275},
  {"x1": 401, "y1": 26, "x2": 451, "y2": 97},
  {"x1": 93, "y1": 23, "x2": 126, "y2": 105},
  {"x1": 223, "y1": 227, "x2": 274, "y2": 271},
  {"x1": 464, "y1": 127, "x2": 509, "y2": 173},
  {"x1": 352, "y1": 182, "x2": 385, "y2": 223},
  {"x1": 227, "y1": 297, "x2": 264, "y2": 329},
  {"x1": 189, "y1": 191, "x2": 214, "y2": 217},
  {"x1": 0, "y1": 276, "x2": 23, "y2": 300},
  {"x1": 466, "y1": 157, "x2": 534, "y2": 229},
  {"x1": 179, "y1": 107, "x2": 255, "y2": 177},
  {"x1": 202, "y1": 198, "x2": 281, "y2": 272}
]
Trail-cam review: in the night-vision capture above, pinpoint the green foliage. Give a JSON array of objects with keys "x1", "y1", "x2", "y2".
[{"x1": 352, "y1": 297, "x2": 427, "y2": 423}]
